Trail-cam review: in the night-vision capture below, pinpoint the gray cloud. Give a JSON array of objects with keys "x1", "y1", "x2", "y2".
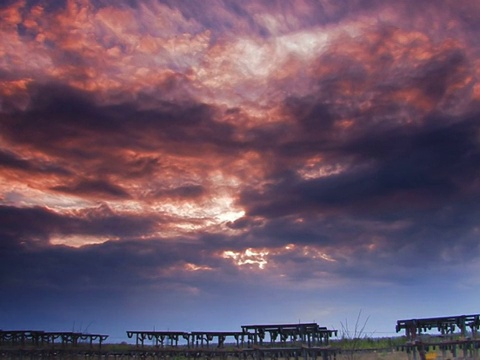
[{"x1": 1, "y1": 0, "x2": 480, "y2": 338}]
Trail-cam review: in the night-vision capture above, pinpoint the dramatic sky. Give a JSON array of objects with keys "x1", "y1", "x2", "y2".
[{"x1": 1, "y1": 0, "x2": 480, "y2": 342}]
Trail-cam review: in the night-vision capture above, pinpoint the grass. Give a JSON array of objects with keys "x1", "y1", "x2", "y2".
[{"x1": 334, "y1": 336, "x2": 407, "y2": 351}]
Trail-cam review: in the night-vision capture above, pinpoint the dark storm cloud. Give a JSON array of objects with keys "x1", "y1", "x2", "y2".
[
  {"x1": 235, "y1": 19, "x2": 478, "y2": 218},
  {"x1": 1, "y1": 83, "x2": 237, "y2": 156},
  {"x1": 224, "y1": 198, "x2": 480, "y2": 286},
  {"x1": 0, "y1": 82, "x2": 241, "y2": 204},
  {"x1": 2, "y1": 0, "x2": 480, "y2": 336},
  {"x1": 241, "y1": 107, "x2": 480, "y2": 219},
  {"x1": 0, "y1": 206, "x2": 58, "y2": 248},
  {"x1": 52, "y1": 179, "x2": 131, "y2": 199},
  {"x1": 227, "y1": 17, "x2": 480, "y2": 281},
  {"x1": 1, "y1": 84, "x2": 117, "y2": 158},
  {"x1": 0, "y1": 204, "x2": 158, "y2": 250},
  {"x1": 0, "y1": 149, "x2": 34, "y2": 171},
  {"x1": 0, "y1": 227, "x2": 236, "y2": 302},
  {"x1": 233, "y1": 105, "x2": 480, "y2": 281},
  {"x1": 1, "y1": 239, "x2": 164, "y2": 292},
  {"x1": 0, "y1": 149, "x2": 67, "y2": 175}
]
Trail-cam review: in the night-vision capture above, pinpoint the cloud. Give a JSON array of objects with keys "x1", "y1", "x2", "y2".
[
  {"x1": 0, "y1": 204, "x2": 159, "y2": 249},
  {"x1": 1, "y1": 0, "x2": 480, "y2": 336},
  {"x1": 52, "y1": 179, "x2": 131, "y2": 199},
  {"x1": 0, "y1": 149, "x2": 70, "y2": 175}
]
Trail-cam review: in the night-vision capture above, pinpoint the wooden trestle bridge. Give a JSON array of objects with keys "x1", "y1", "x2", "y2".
[
  {"x1": 2, "y1": 314, "x2": 480, "y2": 359},
  {"x1": 396, "y1": 314, "x2": 480, "y2": 360},
  {"x1": 0, "y1": 323, "x2": 338, "y2": 360}
]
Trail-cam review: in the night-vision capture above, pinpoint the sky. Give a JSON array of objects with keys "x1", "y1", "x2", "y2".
[{"x1": 1, "y1": 0, "x2": 480, "y2": 343}]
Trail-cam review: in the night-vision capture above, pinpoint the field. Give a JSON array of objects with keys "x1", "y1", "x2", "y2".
[{"x1": 336, "y1": 351, "x2": 409, "y2": 360}]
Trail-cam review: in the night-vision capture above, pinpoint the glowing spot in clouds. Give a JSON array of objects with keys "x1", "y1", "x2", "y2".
[
  {"x1": 222, "y1": 248, "x2": 269, "y2": 270},
  {"x1": 184, "y1": 263, "x2": 212, "y2": 272},
  {"x1": 50, "y1": 235, "x2": 114, "y2": 247},
  {"x1": 194, "y1": 28, "x2": 331, "y2": 108},
  {"x1": 222, "y1": 244, "x2": 336, "y2": 271},
  {"x1": 301, "y1": 246, "x2": 336, "y2": 262},
  {"x1": 152, "y1": 195, "x2": 244, "y2": 229},
  {"x1": 278, "y1": 243, "x2": 336, "y2": 263},
  {"x1": 298, "y1": 157, "x2": 346, "y2": 180},
  {"x1": 1, "y1": 186, "x2": 93, "y2": 210}
]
